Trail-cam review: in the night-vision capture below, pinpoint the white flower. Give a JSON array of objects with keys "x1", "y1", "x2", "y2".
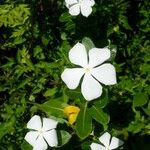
[
  {"x1": 24, "y1": 115, "x2": 58, "y2": 150},
  {"x1": 90, "y1": 132, "x2": 124, "y2": 150},
  {"x1": 65, "y1": 0, "x2": 95, "y2": 17},
  {"x1": 61, "y1": 43, "x2": 116, "y2": 101}
]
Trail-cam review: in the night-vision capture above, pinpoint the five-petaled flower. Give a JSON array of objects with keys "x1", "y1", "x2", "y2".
[
  {"x1": 90, "y1": 132, "x2": 124, "y2": 150},
  {"x1": 25, "y1": 115, "x2": 58, "y2": 150},
  {"x1": 61, "y1": 43, "x2": 117, "y2": 101},
  {"x1": 65, "y1": 0, "x2": 95, "y2": 17}
]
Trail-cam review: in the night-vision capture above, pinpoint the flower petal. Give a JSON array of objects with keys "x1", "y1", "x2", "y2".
[
  {"x1": 61, "y1": 68, "x2": 85, "y2": 89},
  {"x1": 88, "y1": 0, "x2": 95, "y2": 6},
  {"x1": 27, "y1": 115, "x2": 42, "y2": 130},
  {"x1": 109, "y1": 137, "x2": 124, "y2": 149},
  {"x1": 99, "y1": 132, "x2": 111, "y2": 148},
  {"x1": 43, "y1": 129, "x2": 58, "y2": 147},
  {"x1": 69, "y1": 4, "x2": 80, "y2": 16},
  {"x1": 81, "y1": 73, "x2": 102, "y2": 101},
  {"x1": 65, "y1": 0, "x2": 78, "y2": 5},
  {"x1": 90, "y1": 143, "x2": 106, "y2": 150},
  {"x1": 33, "y1": 135, "x2": 48, "y2": 150},
  {"x1": 24, "y1": 131, "x2": 39, "y2": 146},
  {"x1": 42, "y1": 118, "x2": 58, "y2": 131},
  {"x1": 89, "y1": 48, "x2": 111, "y2": 67},
  {"x1": 69, "y1": 43, "x2": 88, "y2": 67},
  {"x1": 80, "y1": 3, "x2": 92, "y2": 17},
  {"x1": 91, "y1": 63, "x2": 117, "y2": 85}
]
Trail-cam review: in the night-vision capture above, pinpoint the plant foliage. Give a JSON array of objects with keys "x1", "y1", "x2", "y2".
[{"x1": 0, "y1": 0, "x2": 150, "y2": 149}]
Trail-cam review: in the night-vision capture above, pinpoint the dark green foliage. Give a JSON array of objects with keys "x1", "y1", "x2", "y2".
[{"x1": 0, "y1": 0, "x2": 150, "y2": 149}]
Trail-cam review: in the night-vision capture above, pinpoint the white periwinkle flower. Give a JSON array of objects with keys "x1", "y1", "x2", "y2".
[
  {"x1": 90, "y1": 132, "x2": 124, "y2": 150},
  {"x1": 25, "y1": 115, "x2": 58, "y2": 150},
  {"x1": 65, "y1": 0, "x2": 95, "y2": 17},
  {"x1": 61, "y1": 43, "x2": 117, "y2": 101}
]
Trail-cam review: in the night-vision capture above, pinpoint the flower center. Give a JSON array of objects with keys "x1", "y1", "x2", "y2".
[
  {"x1": 106, "y1": 146, "x2": 111, "y2": 150},
  {"x1": 84, "y1": 66, "x2": 92, "y2": 73},
  {"x1": 38, "y1": 129, "x2": 44, "y2": 135}
]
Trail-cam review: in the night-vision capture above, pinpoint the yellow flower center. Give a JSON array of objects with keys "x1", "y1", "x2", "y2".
[{"x1": 64, "y1": 106, "x2": 80, "y2": 125}]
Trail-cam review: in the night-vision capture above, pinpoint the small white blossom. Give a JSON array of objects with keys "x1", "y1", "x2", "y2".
[
  {"x1": 24, "y1": 115, "x2": 58, "y2": 150},
  {"x1": 65, "y1": 0, "x2": 95, "y2": 17},
  {"x1": 90, "y1": 132, "x2": 124, "y2": 150},
  {"x1": 61, "y1": 43, "x2": 116, "y2": 101}
]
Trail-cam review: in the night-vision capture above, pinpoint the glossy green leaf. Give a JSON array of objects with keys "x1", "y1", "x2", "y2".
[
  {"x1": 89, "y1": 105, "x2": 110, "y2": 125},
  {"x1": 65, "y1": 88, "x2": 83, "y2": 100},
  {"x1": 43, "y1": 88, "x2": 57, "y2": 97},
  {"x1": 58, "y1": 130, "x2": 72, "y2": 147},
  {"x1": 133, "y1": 93, "x2": 148, "y2": 107},
  {"x1": 21, "y1": 141, "x2": 32, "y2": 150},
  {"x1": 93, "y1": 90, "x2": 109, "y2": 108},
  {"x1": 75, "y1": 103, "x2": 92, "y2": 139},
  {"x1": 39, "y1": 99, "x2": 67, "y2": 118}
]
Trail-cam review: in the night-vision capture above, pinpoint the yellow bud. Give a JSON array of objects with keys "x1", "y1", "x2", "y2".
[{"x1": 64, "y1": 106, "x2": 80, "y2": 125}]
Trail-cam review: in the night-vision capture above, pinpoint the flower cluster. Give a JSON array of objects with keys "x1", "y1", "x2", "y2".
[{"x1": 24, "y1": 1, "x2": 125, "y2": 150}]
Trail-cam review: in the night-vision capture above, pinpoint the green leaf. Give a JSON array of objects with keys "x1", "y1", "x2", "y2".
[
  {"x1": 93, "y1": 90, "x2": 109, "y2": 108},
  {"x1": 133, "y1": 93, "x2": 148, "y2": 107},
  {"x1": 81, "y1": 141, "x2": 91, "y2": 150},
  {"x1": 75, "y1": 102, "x2": 92, "y2": 139},
  {"x1": 65, "y1": 88, "x2": 83, "y2": 100},
  {"x1": 21, "y1": 141, "x2": 32, "y2": 150},
  {"x1": 0, "y1": 117, "x2": 15, "y2": 139},
  {"x1": 59, "y1": 12, "x2": 72, "y2": 22},
  {"x1": 119, "y1": 15, "x2": 132, "y2": 30},
  {"x1": 58, "y1": 130, "x2": 72, "y2": 147},
  {"x1": 33, "y1": 46, "x2": 45, "y2": 60},
  {"x1": 39, "y1": 99, "x2": 67, "y2": 118},
  {"x1": 41, "y1": 36, "x2": 49, "y2": 46},
  {"x1": 143, "y1": 102, "x2": 150, "y2": 116},
  {"x1": 43, "y1": 88, "x2": 57, "y2": 97},
  {"x1": 82, "y1": 37, "x2": 95, "y2": 50},
  {"x1": 89, "y1": 105, "x2": 110, "y2": 126},
  {"x1": 127, "y1": 122, "x2": 145, "y2": 133}
]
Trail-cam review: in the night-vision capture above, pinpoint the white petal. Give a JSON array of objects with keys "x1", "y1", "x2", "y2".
[
  {"x1": 65, "y1": 0, "x2": 78, "y2": 5},
  {"x1": 90, "y1": 143, "x2": 106, "y2": 150},
  {"x1": 81, "y1": 73, "x2": 102, "y2": 101},
  {"x1": 69, "y1": 4, "x2": 80, "y2": 16},
  {"x1": 99, "y1": 132, "x2": 111, "y2": 148},
  {"x1": 91, "y1": 63, "x2": 117, "y2": 85},
  {"x1": 109, "y1": 137, "x2": 124, "y2": 149},
  {"x1": 89, "y1": 48, "x2": 111, "y2": 67},
  {"x1": 88, "y1": 0, "x2": 95, "y2": 6},
  {"x1": 43, "y1": 129, "x2": 58, "y2": 147},
  {"x1": 61, "y1": 68, "x2": 85, "y2": 89},
  {"x1": 80, "y1": 3, "x2": 92, "y2": 17},
  {"x1": 27, "y1": 115, "x2": 42, "y2": 130},
  {"x1": 24, "y1": 131, "x2": 39, "y2": 146},
  {"x1": 81, "y1": 0, "x2": 95, "y2": 6},
  {"x1": 69, "y1": 43, "x2": 88, "y2": 67},
  {"x1": 33, "y1": 135, "x2": 48, "y2": 150},
  {"x1": 42, "y1": 118, "x2": 58, "y2": 131}
]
